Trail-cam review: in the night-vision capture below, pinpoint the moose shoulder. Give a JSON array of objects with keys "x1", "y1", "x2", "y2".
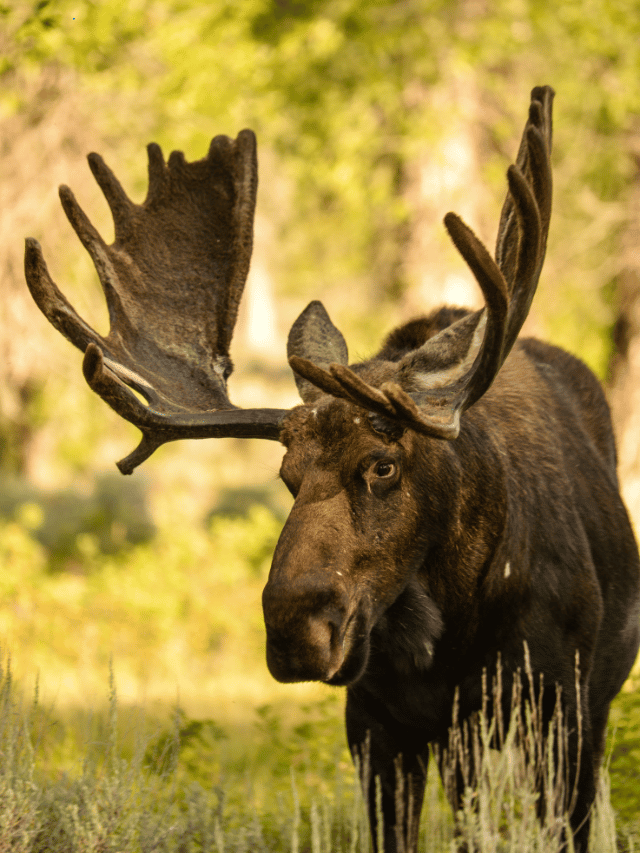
[{"x1": 25, "y1": 86, "x2": 640, "y2": 852}]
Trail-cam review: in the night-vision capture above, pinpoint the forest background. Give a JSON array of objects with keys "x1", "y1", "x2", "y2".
[{"x1": 1, "y1": 0, "x2": 640, "y2": 847}]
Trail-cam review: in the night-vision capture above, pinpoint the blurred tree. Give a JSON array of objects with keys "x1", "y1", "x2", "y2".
[
  {"x1": 609, "y1": 150, "x2": 640, "y2": 523},
  {"x1": 2, "y1": 0, "x2": 640, "y2": 499},
  {"x1": 142, "y1": 0, "x2": 640, "y2": 371},
  {"x1": 0, "y1": 1, "x2": 156, "y2": 479}
]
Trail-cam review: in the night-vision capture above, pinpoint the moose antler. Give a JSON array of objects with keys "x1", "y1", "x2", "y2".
[
  {"x1": 25, "y1": 131, "x2": 288, "y2": 473},
  {"x1": 26, "y1": 87, "x2": 554, "y2": 472},
  {"x1": 289, "y1": 85, "x2": 554, "y2": 438}
]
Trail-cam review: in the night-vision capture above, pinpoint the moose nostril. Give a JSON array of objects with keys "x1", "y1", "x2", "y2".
[
  {"x1": 307, "y1": 610, "x2": 339, "y2": 652},
  {"x1": 262, "y1": 579, "x2": 350, "y2": 681},
  {"x1": 301, "y1": 609, "x2": 345, "y2": 680}
]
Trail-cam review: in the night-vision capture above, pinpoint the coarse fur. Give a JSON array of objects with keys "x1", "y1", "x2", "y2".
[
  {"x1": 26, "y1": 86, "x2": 640, "y2": 853},
  {"x1": 263, "y1": 306, "x2": 640, "y2": 852}
]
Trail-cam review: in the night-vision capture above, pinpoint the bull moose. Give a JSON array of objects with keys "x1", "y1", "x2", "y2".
[{"x1": 25, "y1": 86, "x2": 640, "y2": 851}]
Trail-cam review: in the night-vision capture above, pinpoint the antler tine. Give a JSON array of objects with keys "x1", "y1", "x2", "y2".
[
  {"x1": 365, "y1": 86, "x2": 553, "y2": 439},
  {"x1": 87, "y1": 150, "x2": 135, "y2": 240},
  {"x1": 25, "y1": 131, "x2": 290, "y2": 473},
  {"x1": 289, "y1": 355, "x2": 459, "y2": 438},
  {"x1": 288, "y1": 354, "x2": 413, "y2": 425},
  {"x1": 211, "y1": 131, "x2": 259, "y2": 354},
  {"x1": 24, "y1": 237, "x2": 105, "y2": 354},
  {"x1": 441, "y1": 214, "x2": 510, "y2": 413},
  {"x1": 498, "y1": 88, "x2": 553, "y2": 358},
  {"x1": 329, "y1": 364, "x2": 398, "y2": 416},
  {"x1": 284, "y1": 88, "x2": 554, "y2": 443},
  {"x1": 288, "y1": 355, "x2": 353, "y2": 401},
  {"x1": 413, "y1": 86, "x2": 553, "y2": 424},
  {"x1": 57, "y1": 184, "x2": 129, "y2": 339},
  {"x1": 496, "y1": 87, "x2": 553, "y2": 280},
  {"x1": 288, "y1": 354, "x2": 396, "y2": 419}
]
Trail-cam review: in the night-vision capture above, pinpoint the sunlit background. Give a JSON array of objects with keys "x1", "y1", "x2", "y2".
[{"x1": 1, "y1": 0, "x2": 639, "y2": 842}]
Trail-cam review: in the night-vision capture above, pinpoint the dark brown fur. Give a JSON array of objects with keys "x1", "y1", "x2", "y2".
[
  {"x1": 262, "y1": 311, "x2": 640, "y2": 852},
  {"x1": 26, "y1": 89, "x2": 640, "y2": 853},
  {"x1": 376, "y1": 306, "x2": 471, "y2": 361}
]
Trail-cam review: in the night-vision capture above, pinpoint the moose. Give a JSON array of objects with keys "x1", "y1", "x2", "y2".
[{"x1": 25, "y1": 86, "x2": 640, "y2": 851}]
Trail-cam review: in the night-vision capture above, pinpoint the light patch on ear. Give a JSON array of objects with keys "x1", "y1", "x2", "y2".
[
  {"x1": 504, "y1": 561, "x2": 511, "y2": 578},
  {"x1": 410, "y1": 311, "x2": 487, "y2": 392},
  {"x1": 353, "y1": 417, "x2": 361, "y2": 424}
]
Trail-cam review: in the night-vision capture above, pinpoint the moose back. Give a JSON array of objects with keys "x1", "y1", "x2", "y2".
[{"x1": 25, "y1": 86, "x2": 640, "y2": 852}]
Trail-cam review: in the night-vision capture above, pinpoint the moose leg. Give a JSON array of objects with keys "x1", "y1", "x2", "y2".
[
  {"x1": 565, "y1": 702, "x2": 595, "y2": 853},
  {"x1": 345, "y1": 689, "x2": 429, "y2": 853},
  {"x1": 589, "y1": 701, "x2": 610, "y2": 779},
  {"x1": 539, "y1": 682, "x2": 595, "y2": 853}
]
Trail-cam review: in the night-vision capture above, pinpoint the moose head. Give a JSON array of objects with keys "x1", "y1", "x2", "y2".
[{"x1": 25, "y1": 87, "x2": 640, "y2": 853}]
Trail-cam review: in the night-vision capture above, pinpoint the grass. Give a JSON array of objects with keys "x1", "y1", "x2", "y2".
[
  {"x1": 0, "y1": 501, "x2": 639, "y2": 850},
  {"x1": 0, "y1": 656, "x2": 364, "y2": 852},
  {"x1": 1, "y1": 653, "x2": 638, "y2": 852}
]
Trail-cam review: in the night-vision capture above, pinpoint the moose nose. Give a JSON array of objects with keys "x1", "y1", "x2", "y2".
[{"x1": 262, "y1": 580, "x2": 349, "y2": 683}]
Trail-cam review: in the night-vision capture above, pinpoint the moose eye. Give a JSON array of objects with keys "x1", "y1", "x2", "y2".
[
  {"x1": 373, "y1": 460, "x2": 396, "y2": 479},
  {"x1": 363, "y1": 457, "x2": 400, "y2": 493}
]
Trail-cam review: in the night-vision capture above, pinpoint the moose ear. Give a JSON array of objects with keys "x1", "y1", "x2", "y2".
[
  {"x1": 288, "y1": 301, "x2": 349, "y2": 403},
  {"x1": 397, "y1": 310, "x2": 488, "y2": 395}
]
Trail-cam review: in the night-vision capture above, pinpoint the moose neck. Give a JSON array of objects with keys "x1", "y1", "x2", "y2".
[{"x1": 410, "y1": 413, "x2": 510, "y2": 646}]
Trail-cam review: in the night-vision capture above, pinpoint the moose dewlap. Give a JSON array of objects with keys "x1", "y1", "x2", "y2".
[{"x1": 25, "y1": 86, "x2": 640, "y2": 853}]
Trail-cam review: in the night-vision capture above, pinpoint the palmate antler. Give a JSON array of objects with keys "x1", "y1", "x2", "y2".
[
  {"x1": 25, "y1": 131, "x2": 288, "y2": 473},
  {"x1": 25, "y1": 86, "x2": 554, "y2": 470},
  {"x1": 289, "y1": 86, "x2": 554, "y2": 438}
]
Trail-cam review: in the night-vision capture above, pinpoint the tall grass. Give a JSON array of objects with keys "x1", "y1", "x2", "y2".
[
  {"x1": 0, "y1": 652, "x2": 636, "y2": 852},
  {"x1": 0, "y1": 498, "x2": 638, "y2": 850}
]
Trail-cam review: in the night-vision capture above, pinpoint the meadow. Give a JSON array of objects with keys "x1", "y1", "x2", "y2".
[
  {"x1": 2, "y1": 3, "x2": 640, "y2": 848},
  {"x1": 1, "y1": 479, "x2": 639, "y2": 851}
]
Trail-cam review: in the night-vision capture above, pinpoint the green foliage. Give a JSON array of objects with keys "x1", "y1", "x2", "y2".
[
  {"x1": 0, "y1": 660, "x2": 40, "y2": 849},
  {"x1": 4, "y1": 0, "x2": 640, "y2": 480},
  {"x1": 609, "y1": 688, "x2": 640, "y2": 828},
  {"x1": 129, "y1": 0, "x2": 640, "y2": 363},
  {"x1": 0, "y1": 503, "x2": 284, "y2": 701},
  {"x1": 0, "y1": 656, "x2": 359, "y2": 852},
  {"x1": 207, "y1": 504, "x2": 284, "y2": 580},
  {"x1": 1, "y1": 653, "x2": 638, "y2": 851},
  {"x1": 233, "y1": 0, "x2": 449, "y2": 295},
  {"x1": 0, "y1": 513, "x2": 48, "y2": 602},
  {"x1": 254, "y1": 694, "x2": 351, "y2": 794},
  {"x1": 0, "y1": 473, "x2": 155, "y2": 569},
  {"x1": 2, "y1": 7, "x2": 640, "y2": 846},
  {"x1": 144, "y1": 707, "x2": 227, "y2": 780},
  {"x1": 11, "y1": 0, "x2": 637, "y2": 322},
  {"x1": 208, "y1": 483, "x2": 291, "y2": 523},
  {"x1": 0, "y1": 0, "x2": 151, "y2": 79}
]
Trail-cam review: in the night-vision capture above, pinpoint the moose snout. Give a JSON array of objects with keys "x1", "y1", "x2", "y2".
[{"x1": 262, "y1": 578, "x2": 350, "y2": 683}]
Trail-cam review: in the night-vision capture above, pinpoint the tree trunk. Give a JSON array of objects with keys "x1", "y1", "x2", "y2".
[{"x1": 608, "y1": 145, "x2": 640, "y2": 529}]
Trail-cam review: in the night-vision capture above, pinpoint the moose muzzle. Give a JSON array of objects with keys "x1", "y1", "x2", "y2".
[
  {"x1": 262, "y1": 494, "x2": 359, "y2": 683},
  {"x1": 262, "y1": 576, "x2": 352, "y2": 682}
]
